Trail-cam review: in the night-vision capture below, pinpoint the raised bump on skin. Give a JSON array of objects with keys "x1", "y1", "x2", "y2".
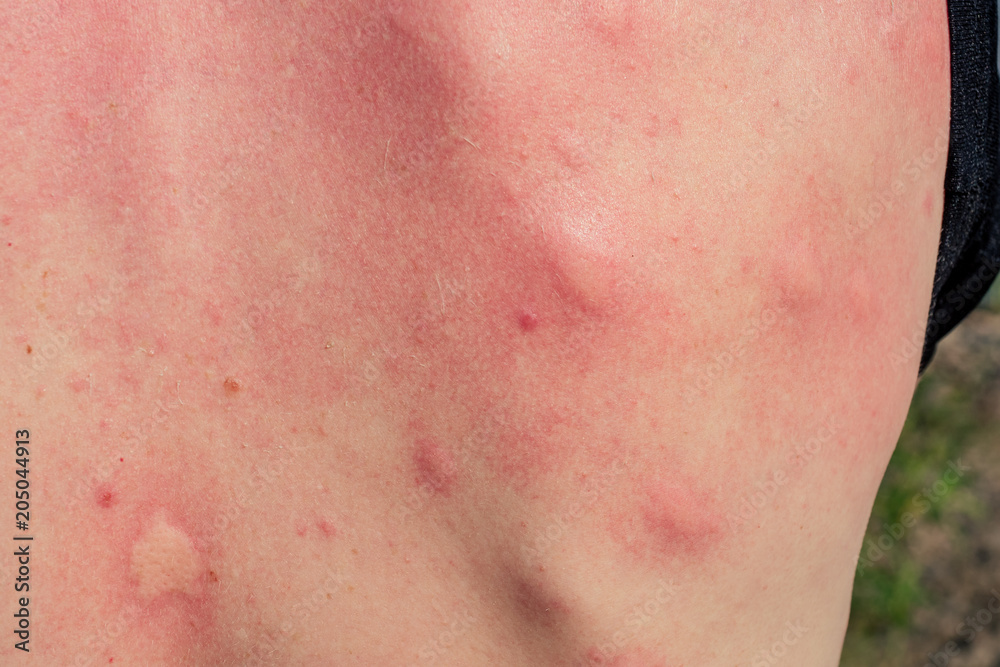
[{"x1": 130, "y1": 514, "x2": 202, "y2": 600}]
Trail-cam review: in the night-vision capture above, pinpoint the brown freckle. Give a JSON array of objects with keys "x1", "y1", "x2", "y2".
[
  {"x1": 223, "y1": 377, "x2": 240, "y2": 394},
  {"x1": 208, "y1": 570, "x2": 219, "y2": 583},
  {"x1": 25, "y1": 345, "x2": 31, "y2": 354}
]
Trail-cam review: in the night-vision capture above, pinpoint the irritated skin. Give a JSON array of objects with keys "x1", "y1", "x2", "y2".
[{"x1": 0, "y1": 1, "x2": 948, "y2": 665}]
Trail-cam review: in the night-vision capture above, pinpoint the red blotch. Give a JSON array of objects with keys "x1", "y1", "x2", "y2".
[
  {"x1": 584, "y1": 646, "x2": 668, "y2": 666},
  {"x1": 609, "y1": 474, "x2": 725, "y2": 564},
  {"x1": 923, "y1": 190, "x2": 935, "y2": 217},
  {"x1": 640, "y1": 481, "x2": 723, "y2": 558},
  {"x1": 413, "y1": 439, "x2": 457, "y2": 496},
  {"x1": 95, "y1": 484, "x2": 118, "y2": 509},
  {"x1": 580, "y1": 0, "x2": 640, "y2": 50},
  {"x1": 666, "y1": 115, "x2": 682, "y2": 137},
  {"x1": 518, "y1": 310, "x2": 539, "y2": 332},
  {"x1": 317, "y1": 519, "x2": 337, "y2": 538}
]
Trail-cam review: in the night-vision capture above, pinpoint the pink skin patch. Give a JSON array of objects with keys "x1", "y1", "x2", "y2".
[
  {"x1": 96, "y1": 483, "x2": 118, "y2": 509},
  {"x1": 68, "y1": 376, "x2": 90, "y2": 393},
  {"x1": 518, "y1": 310, "x2": 540, "y2": 332},
  {"x1": 413, "y1": 438, "x2": 457, "y2": 496},
  {"x1": 317, "y1": 519, "x2": 337, "y2": 538},
  {"x1": 583, "y1": 646, "x2": 669, "y2": 666},
  {"x1": 608, "y1": 472, "x2": 726, "y2": 565}
]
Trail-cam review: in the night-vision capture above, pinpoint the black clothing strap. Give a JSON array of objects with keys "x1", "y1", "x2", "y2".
[{"x1": 921, "y1": 0, "x2": 1000, "y2": 372}]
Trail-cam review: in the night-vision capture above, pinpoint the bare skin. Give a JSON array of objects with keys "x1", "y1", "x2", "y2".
[{"x1": 0, "y1": 1, "x2": 949, "y2": 665}]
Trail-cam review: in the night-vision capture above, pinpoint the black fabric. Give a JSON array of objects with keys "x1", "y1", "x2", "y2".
[{"x1": 921, "y1": 0, "x2": 1000, "y2": 372}]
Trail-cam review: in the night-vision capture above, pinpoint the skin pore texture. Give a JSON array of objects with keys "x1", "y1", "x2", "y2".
[{"x1": 0, "y1": 1, "x2": 949, "y2": 665}]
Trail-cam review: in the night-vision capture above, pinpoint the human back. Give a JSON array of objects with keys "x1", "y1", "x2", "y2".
[{"x1": 0, "y1": 1, "x2": 949, "y2": 664}]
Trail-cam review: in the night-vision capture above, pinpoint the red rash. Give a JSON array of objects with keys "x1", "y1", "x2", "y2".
[
  {"x1": 39, "y1": 1, "x2": 761, "y2": 574},
  {"x1": 76, "y1": 451, "x2": 246, "y2": 664},
  {"x1": 5, "y1": 7, "x2": 937, "y2": 664},
  {"x1": 264, "y1": 2, "x2": 700, "y2": 505},
  {"x1": 413, "y1": 438, "x2": 457, "y2": 497},
  {"x1": 95, "y1": 484, "x2": 118, "y2": 509},
  {"x1": 584, "y1": 647, "x2": 669, "y2": 667}
]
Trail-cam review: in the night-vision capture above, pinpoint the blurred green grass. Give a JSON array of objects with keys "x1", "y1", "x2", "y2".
[{"x1": 841, "y1": 281, "x2": 1000, "y2": 666}]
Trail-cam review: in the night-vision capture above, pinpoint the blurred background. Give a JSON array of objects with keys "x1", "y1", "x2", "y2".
[{"x1": 841, "y1": 283, "x2": 1000, "y2": 666}]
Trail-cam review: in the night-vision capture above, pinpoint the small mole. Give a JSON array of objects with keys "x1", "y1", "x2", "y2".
[
  {"x1": 25, "y1": 345, "x2": 31, "y2": 354},
  {"x1": 518, "y1": 311, "x2": 539, "y2": 332},
  {"x1": 223, "y1": 377, "x2": 241, "y2": 394},
  {"x1": 208, "y1": 570, "x2": 219, "y2": 583}
]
